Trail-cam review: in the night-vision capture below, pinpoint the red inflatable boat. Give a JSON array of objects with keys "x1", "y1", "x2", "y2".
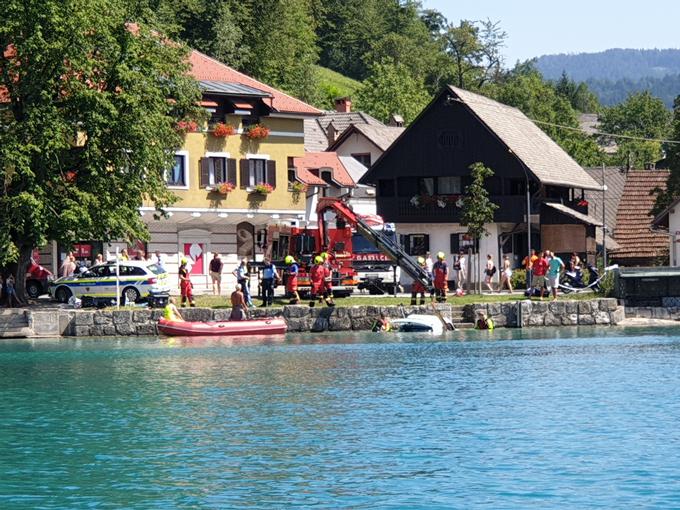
[{"x1": 157, "y1": 318, "x2": 287, "y2": 337}]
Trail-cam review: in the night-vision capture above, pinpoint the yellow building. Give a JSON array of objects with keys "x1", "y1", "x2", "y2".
[{"x1": 138, "y1": 50, "x2": 321, "y2": 291}]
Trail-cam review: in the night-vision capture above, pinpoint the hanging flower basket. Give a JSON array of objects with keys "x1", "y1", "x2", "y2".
[
  {"x1": 290, "y1": 181, "x2": 308, "y2": 193},
  {"x1": 212, "y1": 123, "x2": 236, "y2": 138},
  {"x1": 175, "y1": 120, "x2": 198, "y2": 134},
  {"x1": 217, "y1": 182, "x2": 235, "y2": 194},
  {"x1": 410, "y1": 194, "x2": 463, "y2": 208},
  {"x1": 244, "y1": 124, "x2": 270, "y2": 140},
  {"x1": 252, "y1": 182, "x2": 274, "y2": 194}
]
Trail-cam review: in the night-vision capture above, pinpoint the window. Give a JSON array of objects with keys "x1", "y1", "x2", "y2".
[
  {"x1": 209, "y1": 157, "x2": 227, "y2": 185},
  {"x1": 437, "y1": 176, "x2": 461, "y2": 195},
  {"x1": 418, "y1": 177, "x2": 435, "y2": 196},
  {"x1": 378, "y1": 179, "x2": 395, "y2": 197},
  {"x1": 352, "y1": 153, "x2": 371, "y2": 167},
  {"x1": 397, "y1": 177, "x2": 417, "y2": 197},
  {"x1": 321, "y1": 169, "x2": 333, "y2": 185},
  {"x1": 249, "y1": 159, "x2": 267, "y2": 186},
  {"x1": 166, "y1": 153, "x2": 187, "y2": 187},
  {"x1": 288, "y1": 169, "x2": 297, "y2": 190},
  {"x1": 119, "y1": 265, "x2": 146, "y2": 276},
  {"x1": 401, "y1": 234, "x2": 429, "y2": 256}
]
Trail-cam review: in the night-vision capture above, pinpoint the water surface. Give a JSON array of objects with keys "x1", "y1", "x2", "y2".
[{"x1": 1, "y1": 327, "x2": 679, "y2": 509}]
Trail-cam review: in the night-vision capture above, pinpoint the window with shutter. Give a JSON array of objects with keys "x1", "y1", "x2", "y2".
[
  {"x1": 199, "y1": 158, "x2": 210, "y2": 188},
  {"x1": 207, "y1": 157, "x2": 227, "y2": 185},
  {"x1": 227, "y1": 159, "x2": 237, "y2": 185},
  {"x1": 266, "y1": 160, "x2": 276, "y2": 188},
  {"x1": 239, "y1": 159, "x2": 249, "y2": 189}
]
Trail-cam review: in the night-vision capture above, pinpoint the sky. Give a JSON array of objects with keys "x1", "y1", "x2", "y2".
[{"x1": 423, "y1": 0, "x2": 680, "y2": 65}]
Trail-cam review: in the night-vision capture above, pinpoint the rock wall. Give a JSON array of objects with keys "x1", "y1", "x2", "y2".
[
  {"x1": 465, "y1": 298, "x2": 625, "y2": 328},
  {"x1": 624, "y1": 306, "x2": 680, "y2": 320},
  {"x1": 24, "y1": 299, "x2": 625, "y2": 338}
]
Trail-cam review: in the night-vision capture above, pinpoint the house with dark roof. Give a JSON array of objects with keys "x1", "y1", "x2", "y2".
[
  {"x1": 360, "y1": 86, "x2": 604, "y2": 281},
  {"x1": 609, "y1": 169, "x2": 669, "y2": 266}
]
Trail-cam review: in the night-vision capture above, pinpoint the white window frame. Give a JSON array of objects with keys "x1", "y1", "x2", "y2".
[
  {"x1": 167, "y1": 151, "x2": 190, "y2": 190},
  {"x1": 205, "y1": 151, "x2": 230, "y2": 186},
  {"x1": 246, "y1": 153, "x2": 271, "y2": 188}
]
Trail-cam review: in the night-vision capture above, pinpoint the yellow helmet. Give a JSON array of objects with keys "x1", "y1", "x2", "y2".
[
  {"x1": 314, "y1": 255, "x2": 323, "y2": 264},
  {"x1": 417, "y1": 256, "x2": 425, "y2": 265},
  {"x1": 284, "y1": 255, "x2": 295, "y2": 265},
  {"x1": 320, "y1": 251, "x2": 329, "y2": 260},
  {"x1": 437, "y1": 251, "x2": 445, "y2": 260},
  {"x1": 180, "y1": 257, "x2": 188, "y2": 265}
]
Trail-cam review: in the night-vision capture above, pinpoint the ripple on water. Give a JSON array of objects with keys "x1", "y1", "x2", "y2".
[{"x1": 0, "y1": 328, "x2": 679, "y2": 508}]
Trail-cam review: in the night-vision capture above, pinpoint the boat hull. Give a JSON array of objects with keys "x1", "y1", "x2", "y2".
[{"x1": 158, "y1": 318, "x2": 287, "y2": 337}]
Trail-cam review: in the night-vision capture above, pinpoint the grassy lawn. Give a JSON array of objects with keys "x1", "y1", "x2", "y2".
[
  {"x1": 315, "y1": 65, "x2": 362, "y2": 96},
  {"x1": 192, "y1": 291, "x2": 598, "y2": 309}
]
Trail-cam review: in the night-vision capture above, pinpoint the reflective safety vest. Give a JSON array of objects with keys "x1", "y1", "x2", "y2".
[{"x1": 164, "y1": 304, "x2": 178, "y2": 321}]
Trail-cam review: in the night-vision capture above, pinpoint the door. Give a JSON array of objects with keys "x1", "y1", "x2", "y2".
[
  {"x1": 184, "y1": 243, "x2": 205, "y2": 275},
  {"x1": 237, "y1": 222, "x2": 255, "y2": 258}
]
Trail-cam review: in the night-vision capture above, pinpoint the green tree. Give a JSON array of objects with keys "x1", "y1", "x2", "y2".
[
  {"x1": 599, "y1": 91, "x2": 671, "y2": 169},
  {"x1": 355, "y1": 60, "x2": 430, "y2": 124},
  {"x1": 461, "y1": 163, "x2": 499, "y2": 293},
  {"x1": 555, "y1": 71, "x2": 600, "y2": 113},
  {"x1": 654, "y1": 95, "x2": 680, "y2": 215},
  {"x1": 0, "y1": 0, "x2": 203, "y2": 297}
]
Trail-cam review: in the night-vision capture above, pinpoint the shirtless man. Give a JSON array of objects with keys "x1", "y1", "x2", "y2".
[{"x1": 229, "y1": 284, "x2": 248, "y2": 321}]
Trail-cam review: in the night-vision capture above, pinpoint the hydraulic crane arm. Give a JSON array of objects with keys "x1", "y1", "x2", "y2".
[{"x1": 316, "y1": 197, "x2": 433, "y2": 292}]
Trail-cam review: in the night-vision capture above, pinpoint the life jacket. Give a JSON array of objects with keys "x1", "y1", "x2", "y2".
[{"x1": 163, "y1": 304, "x2": 178, "y2": 321}]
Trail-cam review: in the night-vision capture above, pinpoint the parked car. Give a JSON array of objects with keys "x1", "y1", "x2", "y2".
[
  {"x1": 48, "y1": 261, "x2": 170, "y2": 304},
  {"x1": 26, "y1": 259, "x2": 54, "y2": 298}
]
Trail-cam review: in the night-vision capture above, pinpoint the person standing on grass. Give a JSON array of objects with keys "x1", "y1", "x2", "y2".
[
  {"x1": 484, "y1": 254, "x2": 496, "y2": 292},
  {"x1": 546, "y1": 251, "x2": 565, "y2": 301},
  {"x1": 498, "y1": 255, "x2": 513, "y2": 293},
  {"x1": 209, "y1": 253, "x2": 223, "y2": 296},
  {"x1": 532, "y1": 251, "x2": 549, "y2": 300},
  {"x1": 233, "y1": 258, "x2": 253, "y2": 307},
  {"x1": 284, "y1": 255, "x2": 300, "y2": 304},
  {"x1": 455, "y1": 250, "x2": 467, "y2": 292},
  {"x1": 522, "y1": 249, "x2": 538, "y2": 289},
  {"x1": 178, "y1": 258, "x2": 195, "y2": 307},
  {"x1": 260, "y1": 258, "x2": 279, "y2": 307},
  {"x1": 432, "y1": 252, "x2": 449, "y2": 302}
]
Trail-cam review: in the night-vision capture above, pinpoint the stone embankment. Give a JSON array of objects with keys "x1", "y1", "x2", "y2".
[{"x1": 15, "y1": 298, "x2": 626, "y2": 338}]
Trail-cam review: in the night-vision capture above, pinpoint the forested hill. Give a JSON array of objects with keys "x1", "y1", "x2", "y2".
[
  {"x1": 535, "y1": 49, "x2": 680, "y2": 107},
  {"x1": 535, "y1": 48, "x2": 680, "y2": 82}
]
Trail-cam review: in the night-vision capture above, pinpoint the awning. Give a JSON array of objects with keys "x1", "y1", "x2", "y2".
[
  {"x1": 200, "y1": 100, "x2": 219, "y2": 107},
  {"x1": 544, "y1": 202, "x2": 603, "y2": 227}
]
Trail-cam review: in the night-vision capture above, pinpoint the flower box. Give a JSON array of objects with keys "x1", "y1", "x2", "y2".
[
  {"x1": 290, "y1": 181, "x2": 308, "y2": 193},
  {"x1": 244, "y1": 124, "x2": 270, "y2": 140},
  {"x1": 175, "y1": 120, "x2": 198, "y2": 134},
  {"x1": 212, "y1": 123, "x2": 236, "y2": 138},
  {"x1": 252, "y1": 182, "x2": 274, "y2": 194},
  {"x1": 217, "y1": 182, "x2": 235, "y2": 194}
]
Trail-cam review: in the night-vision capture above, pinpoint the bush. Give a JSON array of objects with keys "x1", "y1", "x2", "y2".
[
  {"x1": 596, "y1": 268, "x2": 615, "y2": 297},
  {"x1": 511, "y1": 268, "x2": 526, "y2": 289}
]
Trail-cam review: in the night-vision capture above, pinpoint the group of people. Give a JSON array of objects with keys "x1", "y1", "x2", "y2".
[
  {"x1": 411, "y1": 251, "x2": 454, "y2": 305},
  {"x1": 283, "y1": 252, "x2": 335, "y2": 307},
  {"x1": 0, "y1": 274, "x2": 22, "y2": 307},
  {"x1": 59, "y1": 248, "x2": 165, "y2": 278},
  {"x1": 522, "y1": 249, "x2": 568, "y2": 301}
]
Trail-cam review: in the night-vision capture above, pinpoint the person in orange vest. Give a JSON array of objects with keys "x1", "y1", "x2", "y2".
[
  {"x1": 432, "y1": 251, "x2": 449, "y2": 302},
  {"x1": 284, "y1": 255, "x2": 300, "y2": 304},
  {"x1": 309, "y1": 255, "x2": 325, "y2": 307},
  {"x1": 410, "y1": 256, "x2": 428, "y2": 306}
]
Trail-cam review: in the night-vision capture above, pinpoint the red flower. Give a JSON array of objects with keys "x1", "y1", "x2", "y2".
[
  {"x1": 213, "y1": 123, "x2": 236, "y2": 138},
  {"x1": 244, "y1": 124, "x2": 270, "y2": 140},
  {"x1": 577, "y1": 199, "x2": 589, "y2": 207},
  {"x1": 175, "y1": 120, "x2": 198, "y2": 133},
  {"x1": 217, "y1": 182, "x2": 235, "y2": 194},
  {"x1": 253, "y1": 182, "x2": 274, "y2": 194}
]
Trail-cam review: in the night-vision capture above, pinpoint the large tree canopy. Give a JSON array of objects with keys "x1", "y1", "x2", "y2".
[{"x1": 0, "y1": 0, "x2": 202, "y2": 293}]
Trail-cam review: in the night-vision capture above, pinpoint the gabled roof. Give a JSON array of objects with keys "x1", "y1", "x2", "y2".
[
  {"x1": 198, "y1": 80, "x2": 271, "y2": 98},
  {"x1": 583, "y1": 166, "x2": 628, "y2": 249},
  {"x1": 304, "y1": 111, "x2": 385, "y2": 151},
  {"x1": 449, "y1": 86, "x2": 602, "y2": 191},
  {"x1": 609, "y1": 169, "x2": 669, "y2": 260},
  {"x1": 652, "y1": 196, "x2": 680, "y2": 226},
  {"x1": 329, "y1": 123, "x2": 405, "y2": 153},
  {"x1": 293, "y1": 152, "x2": 355, "y2": 187},
  {"x1": 338, "y1": 156, "x2": 369, "y2": 183},
  {"x1": 189, "y1": 50, "x2": 321, "y2": 116}
]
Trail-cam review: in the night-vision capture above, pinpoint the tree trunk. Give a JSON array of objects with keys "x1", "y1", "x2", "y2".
[{"x1": 14, "y1": 244, "x2": 32, "y2": 303}]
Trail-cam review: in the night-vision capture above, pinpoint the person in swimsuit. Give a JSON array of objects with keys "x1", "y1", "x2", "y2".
[{"x1": 229, "y1": 284, "x2": 248, "y2": 321}]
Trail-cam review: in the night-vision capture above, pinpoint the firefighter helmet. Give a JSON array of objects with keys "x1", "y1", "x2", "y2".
[{"x1": 284, "y1": 255, "x2": 295, "y2": 265}]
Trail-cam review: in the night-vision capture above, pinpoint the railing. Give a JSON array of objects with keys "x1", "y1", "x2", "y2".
[{"x1": 378, "y1": 196, "x2": 533, "y2": 223}]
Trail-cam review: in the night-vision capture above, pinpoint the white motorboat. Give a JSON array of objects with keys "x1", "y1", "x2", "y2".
[{"x1": 391, "y1": 314, "x2": 449, "y2": 334}]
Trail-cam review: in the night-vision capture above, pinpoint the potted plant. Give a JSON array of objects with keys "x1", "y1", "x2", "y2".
[
  {"x1": 244, "y1": 124, "x2": 270, "y2": 140},
  {"x1": 290, "y1": 181, "x2": 307, "y2": 193},
  {"x1": 212, "y1": 123, "x2": 236, "y2": 138},
  {"x1": 252, "y1": 182, "x2": 274, "y2": 194},
  {"x1": 217, "y1": 182, "x2": 235, "y2": 194}
]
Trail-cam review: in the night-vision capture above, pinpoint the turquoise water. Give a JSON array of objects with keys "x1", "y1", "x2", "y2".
[{"x1": 1, "y1": 327, "x2": 680, "y2": 509}]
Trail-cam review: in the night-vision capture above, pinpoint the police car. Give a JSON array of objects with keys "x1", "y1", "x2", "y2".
[{"x1": 49, "y1": 260, "x2": 170, "y2": 304}]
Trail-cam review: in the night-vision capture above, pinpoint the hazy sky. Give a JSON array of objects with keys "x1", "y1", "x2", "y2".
[{"x1": 423, "y1": 0, "x2": 680, "y2": 64}]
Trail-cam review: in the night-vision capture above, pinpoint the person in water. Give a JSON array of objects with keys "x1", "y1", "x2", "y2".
[
  {"x1": 163, "y1": 297, "x2": 184, "y2": 322},
  {"x1": 371, "y1": 312, "x2": 392, "y2": 332},
  {"x1": 475, "y1": 311, "x2": 494, "y2": 330},
  {"x1": 230, "y1": 283, "x2": 248, "y2": 321}
]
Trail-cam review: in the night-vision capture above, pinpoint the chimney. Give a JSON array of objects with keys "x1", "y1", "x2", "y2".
[
  {"x1": 334, "y1": 97, "x2": 352, "y2": 113},
  {"x1": 326, "y1": 121, "x2": 338, "y2": 146},
  {"x1": 389, "y1": 114, "x2": 404, "y2": 127}
]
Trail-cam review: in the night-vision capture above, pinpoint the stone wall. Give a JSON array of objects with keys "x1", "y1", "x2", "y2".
[
  {"x1": 24, "y1": 298, "x2": 626, "y2": 338},
  {"x1": 465, "y1": 298, "x2": 625, "y2": 328},
  {"x1": 624, "y1": 306, "x2": 680, "y2": 320}
]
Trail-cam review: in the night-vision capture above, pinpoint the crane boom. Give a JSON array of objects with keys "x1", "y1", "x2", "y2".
[{"x1": 316, "y1": 197, "x2": 433, "y2": 292}]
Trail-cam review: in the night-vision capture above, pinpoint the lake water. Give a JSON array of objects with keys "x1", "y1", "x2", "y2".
[{"x1": 1, "y1": 327, "x2": 679, "y2": 509}]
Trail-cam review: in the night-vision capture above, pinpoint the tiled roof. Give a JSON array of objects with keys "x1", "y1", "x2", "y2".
[
  {"x1": 189, "y1": 50, "x2": 321, "y2": 116},
  {"x1": 304, "y1": 111, "x2": 385, "y2": 151},
  {"x1": 544, "y1": 202, "x2": 603, "y2": 226},
  {"x1": 450, "y1": 86, "x2": 602, "y2": 191},
  {"x1": 609, "y1": 169, "x2": 669, "y2": 260},
  {"x1": 584, "y1": 166, "x2": 628, "y2": 249},
  {"x1": 338, "y1": 156, "x2": 369, "y2": 183},
  {"x1": 293, "y1": 152, "x2": 356, "y2": 187},
  {"x1": 329, "y1": 124, "x2": 405, "y2": 153}
]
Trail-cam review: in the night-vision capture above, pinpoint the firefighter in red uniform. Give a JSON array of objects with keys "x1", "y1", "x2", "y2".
[
  {"x1": 320, "y1": 251, "x2": 335, "y2": 307},
  {"x1": 309, "y1": 255, "x2": 325, "y2": 307},
  {"x1": 285, "y1": 255, "x2": 300, "y2": 304},
  {"x1": 410, "y1": 256, "x2": 428, "y2": 306},
  {"x1": 432, "y1": 251, "x2": 449, "y2": 302}
]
